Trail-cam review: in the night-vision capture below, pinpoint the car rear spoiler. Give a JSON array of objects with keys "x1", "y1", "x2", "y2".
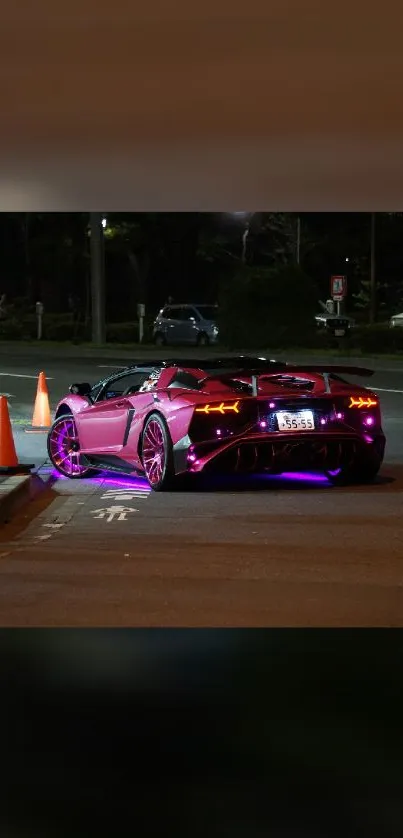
[
  {"x1": 199, "y1": 365, "x2": 375, "y2": 396},
  {"x1": 275, "y1": 365, "x2": 375, "y2": 377}
]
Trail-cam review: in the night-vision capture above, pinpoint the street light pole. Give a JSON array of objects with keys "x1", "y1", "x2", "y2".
[
  {"x1": 369, "y1": 212, "x2": 376, "y2": 324},
  {"x1": 90, "y1": 212, "x2": 106, "y2": 344},
  {"x1": 296, "y1": 215, "x2": 301, "y2": 265}
]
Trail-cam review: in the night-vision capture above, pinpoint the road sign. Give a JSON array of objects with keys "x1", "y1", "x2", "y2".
[{"x1": 331, "y1": 275, "x2": 347, "y2": 301}]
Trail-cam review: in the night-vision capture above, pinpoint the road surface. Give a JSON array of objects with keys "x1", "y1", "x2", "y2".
[{"x1": 0, "y1": 346, "x2": 402, "y2": 626}]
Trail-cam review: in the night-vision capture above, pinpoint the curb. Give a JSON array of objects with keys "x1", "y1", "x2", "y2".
[{"x1": 0, "y1": 473, "x2": 47, "y2": 525}]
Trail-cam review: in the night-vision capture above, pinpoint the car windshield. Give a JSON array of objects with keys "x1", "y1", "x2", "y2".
[{"x1": 195, "y1": 306, "x2": 218, "y2": 321}]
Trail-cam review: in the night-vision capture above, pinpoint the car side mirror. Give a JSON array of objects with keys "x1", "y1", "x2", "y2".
[{"x1": 69, "y1": 382, "x2": 92, "y2": 396}]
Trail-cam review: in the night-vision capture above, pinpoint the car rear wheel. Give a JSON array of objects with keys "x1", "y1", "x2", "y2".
[
  {"x1": 154, "y1": 332, "x2": 166, "y2": 347},
  {"x1": 141, "y1": 413, "x2": 176, "y2": 491},
  {"x1": 47, "y1": 414, "x2": 93, "y2": 479},
  {"x1": 325, "y1": 461, "x2": 381, "y2": 486}
]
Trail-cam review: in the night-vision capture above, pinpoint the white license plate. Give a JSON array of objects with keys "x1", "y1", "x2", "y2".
[
  {"x1": 335, "y1": 329, "x2": 345, "y2": 337},
  {"x1": 276, "y1": 410, "x2": 315, "y2": 431}
]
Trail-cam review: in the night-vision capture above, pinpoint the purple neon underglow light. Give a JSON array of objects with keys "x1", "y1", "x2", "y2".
[
  {"x1": 273, "y1": 472, "x2": 330, "y2": 483},
  {"x1": 364, "y1": 416, "x2": 374, "y2": 426},
  {"x1": 90, "y1": 472, "x2": 151, "y2": 491}
]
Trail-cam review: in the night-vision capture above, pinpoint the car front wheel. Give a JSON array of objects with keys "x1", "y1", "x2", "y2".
[{"x1": 47, "y1": 414, "x2": 93, "y2": 479}]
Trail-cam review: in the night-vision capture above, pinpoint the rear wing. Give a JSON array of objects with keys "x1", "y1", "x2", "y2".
[
  {"x1": 199, "y1": 364, "x2": 375, "y2": 396},
  {"x1": 275, "y1": 365, "x2": 374, "y2": 377}
]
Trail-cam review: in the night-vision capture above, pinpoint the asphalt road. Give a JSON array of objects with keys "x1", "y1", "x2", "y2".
[{"x1": 1, "y1": 345, "x2": 403, "y2": 626}]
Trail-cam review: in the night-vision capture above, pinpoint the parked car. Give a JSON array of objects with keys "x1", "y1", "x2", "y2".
[
  {"x1": 389, "y1": 312, "x2": 403, "y2": 328},
  {"x1": 153, "y1": 303, "x2": 219, "y2": 346},
  {"x1": 315, "y1": 312, "x2": 355, "y2": 336}
]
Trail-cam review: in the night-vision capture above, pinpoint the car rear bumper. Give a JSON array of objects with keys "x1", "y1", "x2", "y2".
[{"x1": 175, "y1": 430, "x2": 386, "y2": 476}]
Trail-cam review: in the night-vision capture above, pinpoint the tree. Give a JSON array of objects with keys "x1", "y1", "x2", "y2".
[
  {"x1": 103, "y1": 213, "x2": 209, "y2": 314},
  {"x1": 218, "y1": 263, "x2": 319, "y2": 350},
  {"x1": 241, "y1": 213, "x2": 304, "y2": 267}
]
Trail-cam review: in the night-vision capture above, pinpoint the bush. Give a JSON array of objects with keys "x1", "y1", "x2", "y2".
[
  {"x1": 218, "y1": 264, "x2": 320, "y2": 349},
  {"x1": 0, "y1": 318, "x2": 24, "y2": 340},
  {"x1": 106, "y1": 321, "x2": 154, "y2": 344},
  {"x1": 41, "y1": 315, "x2": 90, "y2": 342},
  {"x1": 347, "y1": 324, "x2": 403, "y2": 354},
  {"x1": 106, "y1": 322, "x2": 137, "y2": 343}
]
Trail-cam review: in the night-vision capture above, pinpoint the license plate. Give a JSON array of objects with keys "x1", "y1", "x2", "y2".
[
  {"x1": 276, "y1": 410, "x2": 315, "y2": 431},
  {"x1": 335, "y1": 329, "x2": 345, "y2": 337}
]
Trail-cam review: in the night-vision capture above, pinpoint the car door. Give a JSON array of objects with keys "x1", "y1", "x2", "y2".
[
  {"x1": 161, "y1": 307, "x2": 182, "y2": 344},
  {"x1": 75, "y1": 397, "x2": 131, "y2": 454},
  {"x1": 158, "y1": 306, "x2": 174, "y2": 342},
  {"x1": 175, "y1": 306, "x2": 199, "y2": 343},
  {"x1": 75, "y1": 371, "x2": 150, "y2": 454}
]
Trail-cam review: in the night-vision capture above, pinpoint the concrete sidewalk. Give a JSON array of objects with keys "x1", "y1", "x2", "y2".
[
  {"x1": 0, "y1": 423, "x2": 50, "y2": 525},
  {"x1": 0, "y1": 472, "x2": 49, "y2": 525}
]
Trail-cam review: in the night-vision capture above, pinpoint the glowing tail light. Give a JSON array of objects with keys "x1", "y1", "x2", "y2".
[
  {"x1": 195, "y1": 400, "x2": 240, "y2": 415},
  {"x1": 349, "y1": 396, "x2": 378, "y2": 409}
]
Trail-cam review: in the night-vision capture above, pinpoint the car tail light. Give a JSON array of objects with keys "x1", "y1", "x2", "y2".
[
  {"x1": 348, "y1": 396, "x2": 378, "y2": 409},
  {"x1": 195, "y1": 400, "x2": 240, "y2": 415}
]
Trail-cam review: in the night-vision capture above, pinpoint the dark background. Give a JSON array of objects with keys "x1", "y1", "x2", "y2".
[
  {"x1": 1, "y1": 212, "x2": 402, "y2": 318},
  {"x1": 1, "y1": 630, "x2": 402, "y2": 837}
]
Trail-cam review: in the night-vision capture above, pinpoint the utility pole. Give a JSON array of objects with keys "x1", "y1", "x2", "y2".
[
  {"x1": 369, "y1": 212, "x2": 376, "y2": 324},
  {"x1": 241, "y1": 224, "x2": 249, "y2": 263},
  {"x1": 90, "y1": 212, "x2": 106, "y2": 343},
  {"x1": 296, "y1": 215, "x2": 301, "y2": 265}
]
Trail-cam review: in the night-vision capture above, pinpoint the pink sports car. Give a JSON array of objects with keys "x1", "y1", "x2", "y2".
[{"x1": 47, "y1": 356, "x2": 385, "y2": 491}]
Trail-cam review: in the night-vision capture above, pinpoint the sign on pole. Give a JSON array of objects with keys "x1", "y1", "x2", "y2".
[{"x1": 331, "y1": 275, "x2": 347, "y2": 301}]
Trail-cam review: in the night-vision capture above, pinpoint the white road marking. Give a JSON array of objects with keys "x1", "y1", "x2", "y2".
[
  {"x1": 0, "y1": 373, "x2": 54, "y2": 380},
  {"x1": 371, "y1": 388, "x2": 403, "y2": 394},
  {"x1": 35, "y1": 534, "x2": 52, "y2": 541},
  {"x1": 91, "y1": 505, "x2": 139, "y2": 522},
  {"x1": 100, "y1": 489, "x2": 149, "y2": 500},
  {"x1": 43, "y1": 523, "x2": 65, "y2": 529}
]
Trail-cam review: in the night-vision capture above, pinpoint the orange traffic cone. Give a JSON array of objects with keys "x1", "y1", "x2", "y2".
[
  {"x1": 25, "y1": 371, "x2": 52, "y2": 433},
  {"x1": 0, "y1": 395, "x2": 33, "y2": 474}
]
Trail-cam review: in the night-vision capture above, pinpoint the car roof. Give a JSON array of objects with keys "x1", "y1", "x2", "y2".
[
  {"x1": 134, "y1": 356, "x2": 285, "y2": 371},
  {"x1": 162, "y1": 303, "x2": 217, "y2": 309},
  {"x1": 90, "y1": 356, "x2": 285, "y2": 388},
  {"x1": 98, "y1": 356, "x2": 286, "y2": 377}
]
